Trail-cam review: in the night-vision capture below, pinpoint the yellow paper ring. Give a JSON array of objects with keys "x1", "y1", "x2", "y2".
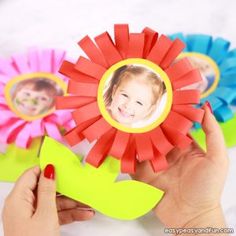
[{"x1": 97, "y1": 58, "x2": 173, "y2": 133}]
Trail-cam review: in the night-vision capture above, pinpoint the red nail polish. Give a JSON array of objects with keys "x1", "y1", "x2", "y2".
[
  {"x1": 205, "y1": 101, "x2": 213, "y2": 114},
  {"x1": 44, "y1": 164, "x2": 55, "y2": 180}
]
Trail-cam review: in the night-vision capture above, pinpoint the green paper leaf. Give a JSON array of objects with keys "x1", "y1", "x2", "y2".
[
  {"x1": 0, "y1": 139, "x2": 40, "y2": 182},
  {"x1": 39, "y1": 137, "x2": 164, "y2": 220}
]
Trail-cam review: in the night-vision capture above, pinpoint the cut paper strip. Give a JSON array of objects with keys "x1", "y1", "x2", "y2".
[
  {"x1": 142, "y1": 27, "x2": 158, "y2": 58},
  {"x1": 59, "y1": 60, "x2": 97, "y2": 83},
  {"x1": 82, "y1": 117, "x2": 112, "y2": 142},
  {"x1": 172, "y1": 105, "x2": 204, "y2": 123},
  {"x1": 166, "y1": 58, "x2": 193, "y2": 81},
  {"x1": 56, "y1": 25, "x2": 204, "y2": 173},
  {"x1": 0, "y1": 47, "x2": 73, "y2": 149},
  {"x1": 163, "y1": 111, "x2": 193, "y2": 135},
  {"x1": 161, "y1": 125, "x2": 193, "y2": 149},
  {"x1": 72, "y1": 102, "x2": 101, "y2": 126},
  {"x1": 40, "y1": 137, "x2": 164, "y2": 220},
  {"x1": 95, "y1": 32, "x2": 123, "y2": 66},
  {"x1": 78, "y1": 35, "x2": 108, "y2": 68},
  {"x1": 160, "y1": 39, "x2": 185, "y2": 69},
  {"x1": 172, "y1": 69, "x2": 202, "y2": 89},
  {"x1": 114, "y1": 24, "x2": 129, "y2": 59},
  {"x1": 127, "y1": 33, "x2": 145, "y2": 58},
  {"x1": 109, "y1": 130, "x2": 130, "y2": 159},
  {"x1": 75, "y1": 56, "x2": 106, "y2": 80},
  {"x1": 56, "y1": 96, "x2": 96, "y2": 109},
  {"x1": 147, "y1": 35, "x2": 172, "y2": 65},
  {"x1": 173, "y1": 90, "x2": 200, "y2": 105},
  {"x1": 150, "y1": 147, "x2": 168, "y2": 172},
  {"x1": 135, "y1": 134, "x2": 154, "y2": 162},
  {"x1": 150, "y1": 127, "x2": 173, "y2": 155},
  {"x1": 68, "y1": 80, "x2": 98, "y2": 97},
  {"x1": 170, "y1": 33, "x2": 236, "y2": 131},
  {"x1": 86, "y1": 128, "x2": 116, "y2": 167},
  {"x1": 121, "y1": 139, "x2": 137, "y2": 174}
]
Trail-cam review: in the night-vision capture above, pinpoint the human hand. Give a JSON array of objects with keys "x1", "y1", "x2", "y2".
[
  {"x1": 132, "y1": 103, "x2": 229, "y2": 228},
  {"x1": 2, "y1": 164, "x2": 95, "y2": 236}
]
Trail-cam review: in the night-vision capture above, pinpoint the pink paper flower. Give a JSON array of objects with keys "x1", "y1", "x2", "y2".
[{"x1": 0, "y1": 47, "x2": 74, "y2": 148}]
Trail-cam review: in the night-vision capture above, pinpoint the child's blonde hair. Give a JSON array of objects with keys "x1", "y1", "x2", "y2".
[{"x1": 104, "y1": 65, "x2": 166, "y2": 107}]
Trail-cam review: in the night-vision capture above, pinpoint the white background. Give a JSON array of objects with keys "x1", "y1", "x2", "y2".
[{"x1": 0, "y1": 0, "x2": 236, "y2": 235}]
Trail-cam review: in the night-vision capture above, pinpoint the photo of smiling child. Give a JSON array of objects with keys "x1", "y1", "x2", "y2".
[
  {"x1": 182, "y1": 56, "x2": 216, "y2": 93},
  {"x1": 103, "y1": 65, "x2": 167, "y2": 128},
  {"x1": 11, "y1": 78, "x2": 63, "y2": 117}
]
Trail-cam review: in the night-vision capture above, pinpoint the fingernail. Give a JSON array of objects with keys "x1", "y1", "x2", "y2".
[
  {"x1": 205, "y1": 101, "x2": 213, "y2": 114},
  {"x1": 44, "y1": 164, "x2": 55, "y2": 180}
]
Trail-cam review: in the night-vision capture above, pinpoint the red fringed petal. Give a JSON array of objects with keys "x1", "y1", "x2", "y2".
[
  {"x1": 161, "y1": 125, "x2": 192, "y2": 149},
  {"x1": 64, "y1": 116, "x2": 100, "y2": 146},
  {"x1": 160, "y1": 39, "x2": 185, "y2": 69},
  {"x1": 172, "y1": 69, "x2": 202, "y2": 90},
  {"x1": 56, "y1": 96, "x2": 96, "y2": 110},
  {"x1": 114, "y1": 24, "x2": 129, "y2": 58},
  {"x1": 142, "y1": 27, "x2": 158, "y2": 58},
  {"x1": 72, "y1": 101, "x2": 101, "y2": 125},
  {"x1": 172, "y1": 105, "x2": 204, "y2": 123},
  {"x1": 164, "y1": 110, "x2": 193, "y2": 135},
  {"x1": 166, "y1": 58, "x2": 193, "y2": 81},
  {"x1": 78, "y1": 35, "x2": 108, "y2": 68},
  {"x1": 135, "y1": 134, "x2": 154, "y2": 161},
  {"x1": 121, "y1": 138, "x2": 137, "y2": 174},
  {"x1": 146, "y1": 35, "x2": 172, "y2": 65},
  {"x1": 82, "y1": 117, "x2": 112, "y2": 142},
  {"x1": 173, "y1": 90, "x2": 200, "y2": 105},
  {"x1": 150, "y1": 147, "x2": 168, "y2": 172},
  {"x1": 127, "y1": 33, "x2": 145, "y2": 58},
  {"x1": 95, "y1": 32, "x2": 123, "y2": 66},
  {"x1": 68, "y1": 80, "x2": 98, "y2": 97},
  {"x1": 75, "y1": 56, "x2": 106, "y2": 80},
  {"x1": 149, "y1": 127, "x2": 173, "y2": 155},
  {"x1": 59, "y1": 60, "x2": 97, "y2": 83},
  {"x1": 86, "y1": 128, "x2": 116, "y2": 167},
  {"x1": 109, "y1": 130, "x2": 130, "y2": 159}
]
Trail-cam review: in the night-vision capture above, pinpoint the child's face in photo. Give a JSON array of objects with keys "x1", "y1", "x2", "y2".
[
  {"x1": 13, "y1": 84, "x2": 53, "y2": 116},
  {"x1": 109, "y1": 77, "x2": 156, "y2": 126},
  {"x1": 189, "y1": 57, "x2": 213, "y2": 76}
]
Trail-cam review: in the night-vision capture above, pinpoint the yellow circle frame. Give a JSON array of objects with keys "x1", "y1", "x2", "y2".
[
  {"x1": 179, "y1": 52, "x2": 220, "y2": 98},
  {"x1": 4, "y1": 72, "x2": 67, "y2": 121},
  {"x1": 97, "y1": 58, "x2": 173, "y2": 133}
]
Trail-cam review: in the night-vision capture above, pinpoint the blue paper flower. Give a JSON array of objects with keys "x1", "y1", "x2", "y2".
[{"x1": 170, "y1": 33, "x2": 236, "y2": 122}]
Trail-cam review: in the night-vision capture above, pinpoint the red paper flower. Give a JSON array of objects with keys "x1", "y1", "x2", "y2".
[{"x1": 56, "y1": 25, "x2": 204, "y2": 173}]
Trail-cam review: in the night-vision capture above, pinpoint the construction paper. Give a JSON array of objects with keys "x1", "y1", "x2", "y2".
[
  {"x1": 95, "y1": 32, "x2": 123, "y2": 66},
  {"x1": 75, "y1": 56, "x2": 106, "y2": 80},
  {"x1": 39, "y1": 137, "x2": 164, "y2": 220},
  {"x1": 127, "y1": 33, "x2": 145, "y2": 58},
  {"x1": 109, "y1": 130, "x2": 130, "y2": 159},
  {"x1": 0, "y1": 138, "x2": 40, "y2": 182},
  {"x1": 78, "y1": 35, "x2": 108, "y2": 67},
  {"x1": 142, "y1": 27, "x2": 158, "y2": 58},
  {"x1": 56, "y1": 25, "x2": 204, "y2": 173},
  {"x1": 114, "y1": 24, "x2": 129, "y2": 58},
  {"x1": 170, "y1": 33, "x2": 236, "y2": 127},
  {"x1": 0, "y1": 48, "x2": 73, "y2": 149}
]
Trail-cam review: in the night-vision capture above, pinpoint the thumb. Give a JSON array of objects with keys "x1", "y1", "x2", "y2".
[{"x1": 35, "y1": 164, "x2": 57, "y2": 217}]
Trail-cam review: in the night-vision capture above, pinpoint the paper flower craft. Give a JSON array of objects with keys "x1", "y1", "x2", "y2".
[
  {"x1": 57, "y1": 24, "x2": 204, "y2": 173},
  {"x1": 169, "y1": 33, "x2": 236, "y2": 122},
  {"x1": 0, "y1": 48, "x2": 73, "y2": 148}
]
